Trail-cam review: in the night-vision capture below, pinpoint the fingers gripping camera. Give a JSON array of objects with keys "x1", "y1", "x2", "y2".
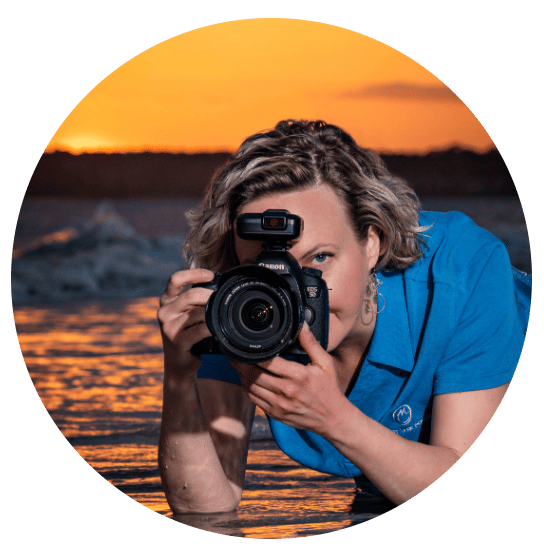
[{"x1": 191, "y1": 210, "x2": 329, "y2": 362}]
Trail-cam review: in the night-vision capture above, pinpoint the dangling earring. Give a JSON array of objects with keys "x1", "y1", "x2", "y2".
[{"x1": 364, "y1": 268, "x2": 385, "y2": 315}]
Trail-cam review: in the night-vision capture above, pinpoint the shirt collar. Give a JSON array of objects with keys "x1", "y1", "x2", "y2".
[{"x1": 365, "y1": 270, "x2": 415, "y2": 373}]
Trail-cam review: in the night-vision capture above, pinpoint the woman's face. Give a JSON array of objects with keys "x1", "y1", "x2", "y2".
[{"x1": 235, "y1": 184, "x2": 381, "y2": 353}]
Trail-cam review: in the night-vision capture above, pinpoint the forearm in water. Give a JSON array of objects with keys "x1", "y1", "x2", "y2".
[{"x1": 159, "y1": 373, "x2": 242, "y2": 514}]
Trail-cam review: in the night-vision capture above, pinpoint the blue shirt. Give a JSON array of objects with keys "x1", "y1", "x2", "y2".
[{"x1": 197, "y1": 211, "x2": 531, "y2": 483}]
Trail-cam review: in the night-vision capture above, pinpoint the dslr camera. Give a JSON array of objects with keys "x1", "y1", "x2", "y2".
[{"x1": 191, "y1": 209, "x2": 329, "y2": 362}]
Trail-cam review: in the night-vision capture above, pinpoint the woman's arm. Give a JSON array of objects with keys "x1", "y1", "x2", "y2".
[
  {"x1": 323, "y1": 383, "x2": 508, "y2": 505},
  {"x1": 236, "y1": 324, "x2": 509, "y2": 505},
  {"x1": 159, "y1": 375, "x2": 254, "y2": 513},
  {"x1": 158, "y1": 269, "x2": 255, "y2": 514}
]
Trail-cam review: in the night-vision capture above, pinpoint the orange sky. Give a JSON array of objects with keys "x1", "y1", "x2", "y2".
[{"x1": 46, "y1": 19, "x2": 494, "y2": 155}]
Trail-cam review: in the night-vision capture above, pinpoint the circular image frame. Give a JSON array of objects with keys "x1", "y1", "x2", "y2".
[{"x1": 7, "y1": 6, "x2": 538, "y2": 539}]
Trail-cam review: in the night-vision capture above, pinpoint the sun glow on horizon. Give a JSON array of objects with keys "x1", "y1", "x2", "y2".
[{"x1": 58, "y1": 135, "x2": 118, "y2": 154}]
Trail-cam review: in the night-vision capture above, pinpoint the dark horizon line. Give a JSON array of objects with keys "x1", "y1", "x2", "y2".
[{"x1": 43, "y1": 144, "x2": 499, "y2": 158}]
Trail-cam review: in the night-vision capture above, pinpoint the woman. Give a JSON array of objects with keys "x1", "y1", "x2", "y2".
[{"x1": 157, "y1": 120, "x2": 530, "y2": 511}]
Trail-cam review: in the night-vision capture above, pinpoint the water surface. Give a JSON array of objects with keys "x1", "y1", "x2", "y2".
[{"x1": 14, "y1": 297, "x2": 393, "y2": 538}]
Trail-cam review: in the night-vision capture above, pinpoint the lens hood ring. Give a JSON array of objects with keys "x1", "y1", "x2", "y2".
[{"x1": 205, "y1": 270, "x2": 302, "y2": 361}]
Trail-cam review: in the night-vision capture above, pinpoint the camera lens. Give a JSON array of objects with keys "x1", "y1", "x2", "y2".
[
  {"x1": 241, "y1": 299, "x2": 274, "y2": 331},
  {"x1": 205, "y1": 269, "x2": 304, "y2": 362},
  {"x1": 228, "y1": 287, "x2": 285, "y2": 344}
]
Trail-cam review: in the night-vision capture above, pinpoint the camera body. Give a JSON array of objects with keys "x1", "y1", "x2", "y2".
[{"x1": 191, "y1": 210, "x2": 329, "y2": 362}]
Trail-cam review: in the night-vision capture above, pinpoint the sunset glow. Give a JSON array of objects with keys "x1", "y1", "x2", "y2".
[
  {"x1": 62, "y1": 136, "x2": 116, "y2": 154},
  {"x1": 45, "y1": 19, "x2": 494, "y2": 155}
]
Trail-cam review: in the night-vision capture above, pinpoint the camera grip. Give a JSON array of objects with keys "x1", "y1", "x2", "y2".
[
  {"x1": 189, "y1": 272, "x2": 222, "y2": 356},
  {"x1": 190, "y1": 336, "x2": 217, "y2": 356}
]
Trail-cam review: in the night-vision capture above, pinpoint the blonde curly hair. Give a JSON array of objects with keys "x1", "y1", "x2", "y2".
[{"x1": 184, "y1": 120, "x2": 426, "y2": 272}]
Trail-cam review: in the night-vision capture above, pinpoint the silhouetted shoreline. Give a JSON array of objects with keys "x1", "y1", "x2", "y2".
[{"x1": 26, "y1": 148, "x2": 517, "y2": 199}]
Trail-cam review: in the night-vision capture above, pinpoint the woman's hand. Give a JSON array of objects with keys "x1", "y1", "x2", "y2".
[
  {"x1": 232, "y1": 323, "x2": 352, "y2": 438},
  {"x1": 157, "y1": 268, "x2": 215, "y2": 378}
]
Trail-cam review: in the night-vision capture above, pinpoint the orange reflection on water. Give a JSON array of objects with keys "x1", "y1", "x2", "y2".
[
  {"x1": 12, "y1": 228, "x2": 80, "y2": 259},
  {"x1": 14, "y1": 296, "x2": 392, "y2": 538},
  {"x1": 14, "y1": 298, "x2": 164, "y2": 440}
]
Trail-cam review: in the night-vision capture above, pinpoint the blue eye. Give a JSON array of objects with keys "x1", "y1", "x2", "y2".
[{"x1": 313, "y1": 252, "x2": 331, "y2": 264}]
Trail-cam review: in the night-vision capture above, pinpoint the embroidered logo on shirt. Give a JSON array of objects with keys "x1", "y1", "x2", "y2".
[{"x1": 393, "y1": 405, "x2": 412, "y2": 425}]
